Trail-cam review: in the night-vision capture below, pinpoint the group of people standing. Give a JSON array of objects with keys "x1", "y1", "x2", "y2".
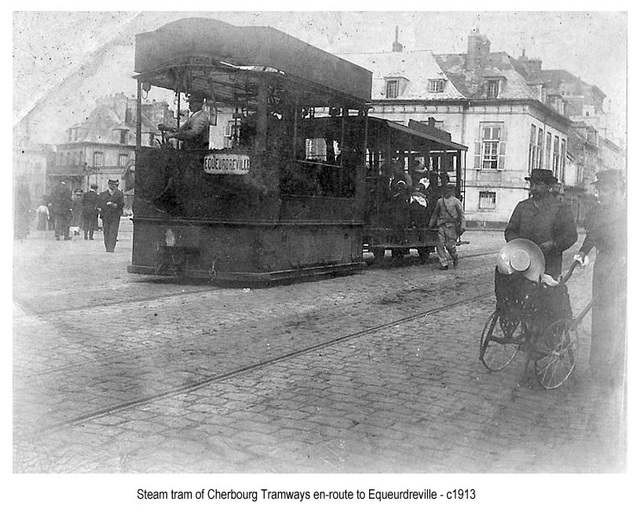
[{"x1": 27, "y1": 178, "x2": 125, "y2": 252}]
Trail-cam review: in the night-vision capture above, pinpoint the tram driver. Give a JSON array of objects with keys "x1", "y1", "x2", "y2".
[{"x1": 162, "y1": 92, "x2": 210, "y2": 150}]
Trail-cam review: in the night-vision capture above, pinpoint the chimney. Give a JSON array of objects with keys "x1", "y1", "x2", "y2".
[
  {"x1": 516, "y1": 49, "x2": 542, "y2": 75},
  {"x1": 392, "y1": 26, "x2": 403, "y2": 52},
  {"x1": 466, "y1": 29, "x2": 491, "y2": 69}
]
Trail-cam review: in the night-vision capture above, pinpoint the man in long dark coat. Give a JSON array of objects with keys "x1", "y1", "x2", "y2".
[
  {"x1": 575, "y1": 169, "x2": 627, "y2": 389},
  {"x1": 505, "y1": 169, "x2": 578, "y2": 279},
  {"x1": 49, "y1": 180, "x2": 72, "y2": 241},
  {"x1": 98, "y1": 179, "x2": 125, "y2": 252},
  {"x1": 81, "y1": 184, "x2": 100, "y2": 240}
]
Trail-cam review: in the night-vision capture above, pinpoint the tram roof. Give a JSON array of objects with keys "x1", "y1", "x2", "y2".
[
  {"x1": 134, "y1": 18, "x2": 372, "y2": 107},
  {"x1": 368, "y1": 117, "x2": 468, "y2": 152}
]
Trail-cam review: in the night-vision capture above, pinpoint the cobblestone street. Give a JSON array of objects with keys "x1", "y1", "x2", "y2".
[{"x1": 11, "y1": 222, "x2": 628, "y2": 476}]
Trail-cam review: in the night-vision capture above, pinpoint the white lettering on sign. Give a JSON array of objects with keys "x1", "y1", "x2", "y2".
[{"x1": 204, "y1": 153, "x2": 251, "y2": 175}]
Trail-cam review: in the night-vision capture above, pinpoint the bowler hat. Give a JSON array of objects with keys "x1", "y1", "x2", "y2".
[
  {"x1": 525, "y1": 168, "x2": 557, "y2": 185},
  {"x1": 90, "y1": 184, "x2": 98, "y2": 189},
  {"x1": 497, "y1": 238, "x2": 545, "y2": 282},
  {"x1": 593, "y1": 169, "x2": 624, "y2": 187},
  {"x1": 189, "y1": 92, "x2": 205, "y2": 102}
]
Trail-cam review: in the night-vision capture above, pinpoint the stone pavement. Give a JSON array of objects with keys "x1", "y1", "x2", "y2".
[{"x1": 12, "y1": 223, "x2": 627, "y2": 473}]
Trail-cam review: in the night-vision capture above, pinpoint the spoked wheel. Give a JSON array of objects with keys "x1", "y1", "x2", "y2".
[
  {"x1": 479, "y1": 311, "x2": 524, "y2": 371},
  {"x1": 535, "y1": 318, "x2": 578, "y2": 389}
]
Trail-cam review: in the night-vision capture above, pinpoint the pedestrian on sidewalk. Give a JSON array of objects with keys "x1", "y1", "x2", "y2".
[
  {"x1": 98, "y1": 179, "x2": 125, "y2": 253},
  {"x1": 429, "y1": 184, "x2": 464, "y2": 270},
  {"x1": 81, "y1": 184, "x2": 99, "y2": 240},
  {"x1": 574, "y1": 169, "x2": 627, "y2": 391},
  {"x1": 49, "y1": 180, "x2": 72, "y2": 241}
]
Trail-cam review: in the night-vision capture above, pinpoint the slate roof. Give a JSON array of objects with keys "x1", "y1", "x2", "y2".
[
  {"x1": 434, "y1": 52, "x2": 538, "y2": 100},
  {"x1": 341, "y1": 50, "x2": 465, "y2": 100}
]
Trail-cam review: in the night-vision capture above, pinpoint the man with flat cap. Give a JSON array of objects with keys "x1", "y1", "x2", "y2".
[
  {"x1": 163, "y1": 92, "x2": 210, "y2": 150},
  {"x1": 505, "y1": 168, "x2": 577, "y2": 279},
  {"x1": 99, "y1": 179, "x2": 125, "y2": 252}
]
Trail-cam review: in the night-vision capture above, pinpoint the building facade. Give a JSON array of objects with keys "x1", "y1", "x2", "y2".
[
  {"x1": 344, "y1": 30, "x2": 624, "y2": 228},
  {"x1": 47, "y1": 93, "x2": 175, "y2": 213}
]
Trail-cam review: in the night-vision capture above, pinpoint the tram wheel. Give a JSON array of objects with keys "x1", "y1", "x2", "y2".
[
  {"x1": 479, "y1": 311, "x2": 523, "y2": 372},
  {"x1": 535, "y1": 319, "x2": 578, "y2": 389}
]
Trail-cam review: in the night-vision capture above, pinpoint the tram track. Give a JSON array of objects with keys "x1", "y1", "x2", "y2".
[
  {"x1": 24, "y1": 290, "x2": 492, "y2": 437},
  {"x1": 15, "y1": 250, "x2": 499, "y2": 317}
]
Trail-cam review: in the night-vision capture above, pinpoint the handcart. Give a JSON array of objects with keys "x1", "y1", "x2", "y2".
[{"x1": 479, "y1": 240, "x2": 592, "y2": 389}]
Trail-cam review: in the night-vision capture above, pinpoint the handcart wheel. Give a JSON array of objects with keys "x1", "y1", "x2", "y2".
[
  {"x1": 479, "y1": 311, "x2": 523, "y2": 371},
  {"x1": 535, "y1": 318, "x2": 578, "y2": 389}
]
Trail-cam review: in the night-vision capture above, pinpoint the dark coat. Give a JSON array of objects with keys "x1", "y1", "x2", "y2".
[
  {"x1": 579, "y1": 200, "x2": 627, "y2": 387},
  {"x1": 504, "y1": 194, "x2": 577, "y2": 277},
  {"x1": 81, "y1": 190, "x2": 99, "y2": 219},
  {"x1": 98, "y1": 189, "x2": 125, "y2": 220},
  {"x1": 49, "y1": 183, "x2": 73, "y2": 216}
]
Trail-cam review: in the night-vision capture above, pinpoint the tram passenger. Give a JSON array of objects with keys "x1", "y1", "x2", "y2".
[
  {"x1": 504, "y1": 169, "x2": 577, "y2": 279},
  {"x1": 164, "y1": 93, "x2": 210, "y2": 150}
]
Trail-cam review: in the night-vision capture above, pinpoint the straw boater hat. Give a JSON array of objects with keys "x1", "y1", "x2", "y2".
[{"x1": 496, "y1": 238, "x2": 545, "y2": 282}]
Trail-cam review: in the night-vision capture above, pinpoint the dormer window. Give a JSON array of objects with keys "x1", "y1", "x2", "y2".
[
  {"x1": 428, "y1": 79, "x2": 446, "y2": 93},
  {"x1": 384, "y1": 76, "x2": 408, "y2": 99},
  {"x1": 487, "y1": 79, "x2": 500, "y2": 99},
  {"x1": 386, "y1": 79, "x2": 400, "y2": 99}
]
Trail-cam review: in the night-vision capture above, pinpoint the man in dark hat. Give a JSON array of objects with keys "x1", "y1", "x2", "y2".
[
  {"x1": 98, "y1": 179, "x2": 125, "y2": 252},
  {"x1": 504, "y1": 168, "x2": 577, "y2": 278},
  {"x1": 163, "y1": 92, "x2": 210, "y2": 150}
]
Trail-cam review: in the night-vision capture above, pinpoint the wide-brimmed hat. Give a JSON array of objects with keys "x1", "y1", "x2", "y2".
[
  {"x1": 108, "y1": 179, "x2": 119, "y2": 184},
  {"x1": 496, "y1": 238, "x2": 545, "y2": 282},
  {"x1": 525, "y1": 168, "x2": 557, "y2": 185}
]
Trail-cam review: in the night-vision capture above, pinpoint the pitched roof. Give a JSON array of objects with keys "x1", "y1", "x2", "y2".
[
  {"x1": 434, "y1": 52, "x2": 538, "y2": 100},
  {"x1": 340, "y1": 50, "x2": 465, "y2": 100}
]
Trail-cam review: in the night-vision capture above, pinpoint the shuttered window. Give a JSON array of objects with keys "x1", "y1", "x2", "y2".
[{"x1": 474, "y1": 123, "x2": 505, "y2": 170}]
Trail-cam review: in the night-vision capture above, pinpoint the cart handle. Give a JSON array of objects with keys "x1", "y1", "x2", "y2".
[{"x1": 560, "y1": 259, "x2": 581, "y2": 285}]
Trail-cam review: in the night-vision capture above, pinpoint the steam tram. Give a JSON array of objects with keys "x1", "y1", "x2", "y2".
[
  {"x1": 128, "y1": 18, "x2": 371, "y2": 284},
  {"x1": 128, "y1": 18, "x2": 466, "y2": 284}
]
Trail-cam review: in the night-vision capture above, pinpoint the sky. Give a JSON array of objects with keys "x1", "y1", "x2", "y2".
[{"x1": 12, "y1": 10, "x2": 629, "y2": 145}]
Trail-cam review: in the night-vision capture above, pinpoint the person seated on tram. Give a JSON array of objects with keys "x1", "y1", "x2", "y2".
[{"x1": 163, "y1": 92, "x2": 210, "y2": 150}]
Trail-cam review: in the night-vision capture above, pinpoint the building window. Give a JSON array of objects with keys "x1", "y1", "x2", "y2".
[
  {"x1": 93, "y1": 152, "x2": 104, "y2": 167},
  {"x1": 528, "y1": 124, "x2": 539, "y2": 173},
  {"x1": 428, "y1": 79, "x2": 445, "y2": 93},
  {"x1": 560, "y1": 138, "x2": 566, "y2": 181},
  {"x1": 223, "y1": 121, "x2": 242, "y2": 149},
  {"x1": 552, "y1": 136, "x2": 560, "y2": 176},
  {"x1": 386, "y1": 79, "x2": 399, "y2": 99},
  {"x1": 478, "y1": 191, "x2": 497, "y2": 210},
  {"x1": 487, "y1": 80, "x2": 500, "y2": 99},
  {"x1": 474, "y1": 123, "x2": 505, "y2": 170},
  {"x1": 545, "y1": 132, "x2": 552, "y2": 168},
  {"x1": 118, "y1": 154, "x2": 129, "y2": 168},
  {"x1": 537, "y1": 128, "x2": 544, "y2": 168},
  {"x1": 119, "y1": 130, "x2": 129, "y2": 144}
]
